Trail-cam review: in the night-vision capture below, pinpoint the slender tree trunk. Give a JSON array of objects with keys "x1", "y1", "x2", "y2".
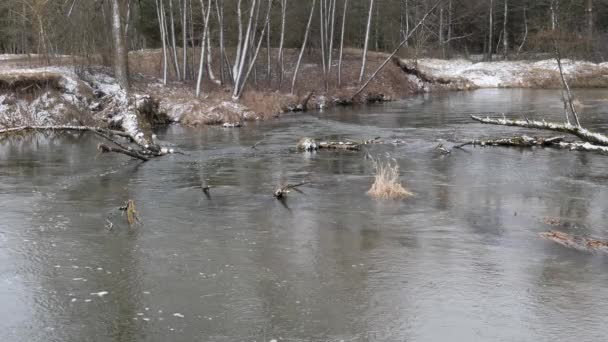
[
  {"x1": 233, "y1": 0, "x2": 258, "y2": 99},
  {"x1": 235, "y1": 0, "x2": 273, "y2": 99},
  {"x1": 487, "y1": 0, "x2": 493, "y2": 61},
  {"x1": 215, "y1": 0, "x2": 225, "y2": 85},
  {"x1": 291, "y1": 0, "x2": 317, "y2": 94},
  {"x1": 338, "y1": 0, "x2": 349, "y2": 88},
  {"x1": 326, "y1": 0, "x2": 337, "y2": 90},
  {"x1": 266, "y1": 14, "x2": 271, "y2": 85},
  {"x1": 517, "y1": 5, "x2": 528, "y2": 56},
  {"x1": 439, "y1": 5, "x2": 444, "y2": 58},
  {"x1": 206, "y1": 27, "x2": 220, "y2": 85},
  {"x1": 359, "y1": 0, "x2": 375, "y2": 83},
  {"x1": 447, "y1": 0, "x2": 452, "y2": 57},
  {"x1": 503, "y1": 0, "x2": 508, "y2": 60},
  {"x1": 550, "y1": 0, "x2": 558, "y2": 31},
  {"x1": 156, "y1": 0, "x2": 169, "y2": 84},
  {"x1": 182, "y1": 0, "x2": 188, "y2": 80},
  {"x1": 586, "y1": 0, "x2": 593, "y2": 41},
  {"x1": 233, "y1": 0, "x2": 243, "y2": 82},
  {"x1": 277, "y1": 0, "x2": 287, "y2": 89},
  {"x1": 168, "y1": 0, "x2": 181, "y2": 81},
  {"x1": 110, "y1": 0, "x2": 129, "y2": 89},
  {"x1": 195, "y1": 0, "x2": 212, "y2": 97},
  {"x1": 320, "y1": 0, "x2": 327, "y2": 75}
]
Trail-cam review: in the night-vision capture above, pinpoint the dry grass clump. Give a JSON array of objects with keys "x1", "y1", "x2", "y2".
[{"x1": 367, "y1": 157, "x2": 413, "y2": 200}]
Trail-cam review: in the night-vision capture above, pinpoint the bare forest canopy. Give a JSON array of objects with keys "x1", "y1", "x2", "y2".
[{"x1": 1, "y1": 0, "x2": 607, "y2": 61}]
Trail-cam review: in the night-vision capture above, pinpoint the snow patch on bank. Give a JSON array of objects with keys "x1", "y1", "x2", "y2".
[{"x1": 404, "y1": 58, "x2": 608, "y2": 88}]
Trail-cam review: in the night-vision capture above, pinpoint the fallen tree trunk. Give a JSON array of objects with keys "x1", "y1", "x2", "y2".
[
  {"x1": 454, "y1": 135, "x2": 608, "y2": 154},
  {"x1": 0, "y1": 125, "x2": 130, "y2": 139},
  {"x1": 471, "y1": 115, "x2": 608, "y2": 147},
  {"x1": 318, "y1": 141, "x2": 361, "y2": 151},
  {"x1": 541, "y1": 230, "x2": 608, "y2": 254},
  {"x1": 0, "y1": 125, "x2": 174, "y2": 161},
  {"x1": 455, "y1": 135, "x2": 566, "y2": 148}
]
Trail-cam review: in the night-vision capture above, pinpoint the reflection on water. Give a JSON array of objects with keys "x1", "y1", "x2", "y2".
[{"x1": 1, "y1": 89, "x2": 608, "y2": 342}]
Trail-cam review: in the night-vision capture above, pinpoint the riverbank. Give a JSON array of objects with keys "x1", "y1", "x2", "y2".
[
  {"x1": 0, "y1": 48, "x2": 418, "y2": 130},
  {"x1": 400, "y1": 58, "x2": 608, "y2": 89},
  {"x1": 2, "y1": 51, "x2": 608, "y2": 132}
]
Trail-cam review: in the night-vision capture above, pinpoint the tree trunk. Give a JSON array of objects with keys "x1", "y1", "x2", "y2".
[
  {"x1": 487, "y1": 0, "x2": 493, "y2": 61},
  {"x1": 110, "y1": 0, "x2": 129, "y2": 90},
  {"x1": 516, "y1": 5, "x2": 527, "y2": 56},
  {"x1": 550, "y1": 0, "x2": 558, "y2": 31},
  {"x1": 182, "y1": 0, "x2": 188, "y2": 80},
  {"x1": 338, "y1": 0, "x2": 349, "y2": 88},
  {"x1": 277, "y1": 0, "x2": 287, "y2": 89},
  {"x1": 168, "y1": 0, "x2": 181, "y2": 81},
  {"x1": 503, "y1": 0, "x2": 508, "y2": 60},
  {"x1": 320, "y1": 0, "x2": 327, "y2": 75},
  {"x1": 156, "y1": 0, "x2": 169, "y2": 84},
  {"x1": 291, "y1": 0, "x2": 317, "y2": 94},
  {"x1": 215, "y1": 0, "x2": 225, "y2": 85},
  {"x1": 352, "y1": 2, "x2": 439, "y2": 100},
  {"x1": 234, "y1": 0, "x2": 273, "y2": 99},
  {"x1": 326, "y1": 0, "x2": 337, "y2": 91},
  {"x1": 359, "y1": 0, "x2": 375, "y2": 83},
  {"x1": 195, "y1": 0, "x2": 211, "y2": 97},
  {"x1": 587, "y1": 0, "x2": 593, "y2": 41},
  {"x1": 439, "y1": 5, "x2": 444, "y2": 58},
  {"x1": 233, "y1": 0, "x2": 243, "y2": 82},
  {"x1": 232, "y1": 0, "x2": 257, "y2": 99}
]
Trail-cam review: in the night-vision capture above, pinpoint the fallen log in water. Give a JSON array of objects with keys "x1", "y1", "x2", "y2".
[
  {"x1": 318, "y1": 141, "x2": 361, "y2": 151},
  {"x1": 0, "y1": 125, "x2": 130, "y2": 139},
  {"x1": 454, "y1": 135, "x2": 566, "y2": 148},
  {"x1": 471, "y1": 115, "x2": 608, "y2": 147},
  {"x1": 0, "y1": 125, "x2": 178, "y2": 161},
  {"x1": 541, "y1": 231, "x2": 608, "y2": 254},
  {"x1": 453, "y1": 135, "x2": 608, "y2": 154},
  {"x1": 98, "y1": 143, "x2": 150, "y2": 161}
]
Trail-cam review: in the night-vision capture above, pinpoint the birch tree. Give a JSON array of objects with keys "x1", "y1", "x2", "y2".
[
  {"x1": 291, "y1": 0, "x2": 317, "y2": 94},
  {"x1": 358, "y1": 0, "x2": 375, "y2": 83},
  {"x1": 337, "y1": 0, "x2": 349, "y2": 88}
]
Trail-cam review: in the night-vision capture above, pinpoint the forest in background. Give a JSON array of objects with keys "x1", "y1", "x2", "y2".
[{"x1": 1, "y1": 0, "x2": 606, "y2": 61}]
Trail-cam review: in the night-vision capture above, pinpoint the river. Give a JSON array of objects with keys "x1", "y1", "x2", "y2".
[{"x1": 1, "y1": 88, "x2": 608, "y2": 342}]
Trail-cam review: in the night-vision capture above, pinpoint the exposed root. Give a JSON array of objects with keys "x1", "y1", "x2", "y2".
[{"x1": 367, "y1": 157, "x2": 412, "y2": 200}]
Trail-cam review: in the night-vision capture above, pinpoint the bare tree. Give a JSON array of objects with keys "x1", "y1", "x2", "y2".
[
  {"x1": 291, "y1": 0, "x2": 317, "y2": 94},
  {"x1": 359, "y1": 0, "x2": 375, "y2": 83}
]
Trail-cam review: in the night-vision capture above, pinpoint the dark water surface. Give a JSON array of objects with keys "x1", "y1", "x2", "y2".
[{"x1": 2, "y1": 89, "x2": 608, "y2": 342}]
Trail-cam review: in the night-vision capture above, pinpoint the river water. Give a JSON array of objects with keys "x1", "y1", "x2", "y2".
[{"x1": 1, "y1": 89, "x2": 608, "y2": 342}]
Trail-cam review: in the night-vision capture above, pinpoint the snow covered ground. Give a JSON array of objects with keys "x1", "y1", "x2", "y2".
[{"x1": 403, "y1": 58, "x2": 608, "y2": 88}]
